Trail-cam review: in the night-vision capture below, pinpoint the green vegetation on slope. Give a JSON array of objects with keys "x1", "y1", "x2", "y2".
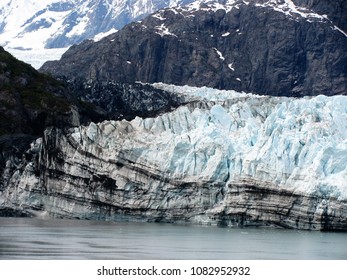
[{"x1": 0, "y1": 47, "x2": 71, "y2": 136}]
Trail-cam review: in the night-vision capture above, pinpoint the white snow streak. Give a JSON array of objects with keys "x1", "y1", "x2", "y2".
[
  {"x1": 155, "y1": 24, "x2": 177, "y2": 37},
  {"x1": 228, "y1": 63, "x2": 235, "y2": 71},
  {"x1": 213, "y1": 48, "x2": 225, "y2": 61}
]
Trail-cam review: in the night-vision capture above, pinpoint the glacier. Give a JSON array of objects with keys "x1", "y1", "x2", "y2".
[
  {"x1": 0, "y1": 0, "x2": 195, "y2": 68},
  {"x1": 76, "y1": 84, "x2": 347, "y2": 201},
  {"x1": 1, "y1": 84, "x2": 347, "y2": 230}
]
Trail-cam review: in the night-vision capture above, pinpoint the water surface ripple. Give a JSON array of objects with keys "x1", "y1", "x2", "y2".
[{"x1": 0, "y1": 218, "x2": 346, "y2": 259}]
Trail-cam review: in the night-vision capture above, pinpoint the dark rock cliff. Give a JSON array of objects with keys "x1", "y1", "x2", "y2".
[
  {"x1": 41, "y1": 0, "x2": 347, "y2": 97},
  {"x1": 0, "y1": 46, "x2": 80, "y2": 192},
  {"x1": 291, "y1": 0, "x2": 347, "y2": 32},
  {"x1": 0, "y1": 47, "x2": 78, "y2": 136},
  {"x1": 64, "y1": 79, "x2": 185, "y2": 121},
  {"x1": 0, "y1": 48, "x2": 184, "y2": 193}
]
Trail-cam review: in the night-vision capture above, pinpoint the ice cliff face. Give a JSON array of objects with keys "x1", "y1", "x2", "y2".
[{"x1": 2, "y1": 85, "x2": 347, "y2": 230}]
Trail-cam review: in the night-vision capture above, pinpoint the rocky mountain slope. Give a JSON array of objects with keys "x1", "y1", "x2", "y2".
[
  {"x1": 0, "y1": 48, "x2": 185, "y2": 201},
  {"x1": 41, "y1": 0, "x2": 347, "y2": 97},
  {"x1": 1, "y1": 1, "x2": 345, "y2": 51},
  {"x1": 0, "y1": 46, "x2": 79, "y2": 136},
  {"x1": 0, "y1": 0, "x2": 195, "y2": 68},
  {"x1": 66, "y1": 79, "x2": 185, "y2": 120},
  {"x1": 292, "y1": 0, "x2": 347, "y2": 32},
  {"x1": 0, "y1": 46, "x2": 185, "y2": 135},
  {"x1": 0, "y1": 46, "x2": 79, "y2": 201},
  {"x1": 0, "y1": 0, "x2": 194, "y2": 49}
]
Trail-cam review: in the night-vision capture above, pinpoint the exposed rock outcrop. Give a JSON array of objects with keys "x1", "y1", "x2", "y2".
[
  {"x1": 41, "y1": 0, "x2": 347, "y2": 97},
  {"x1": 0, "y1": 0, "x2": 195, "y2": 50},
  {"x1": 0, "y1": 46, "x2": 79, "y2": 136},
  {"x1": 291, "y1": 0, "x2": 347, "y2": 32},
  {"x1": 0, "y1": 47, "x2": 185, "y2": 193},
  {"x1": 0, "y1": 46, "x2": 80, "y2": 192},
  {"x1": 65, "y1": 79, "x2": 185, "y2": 121}
]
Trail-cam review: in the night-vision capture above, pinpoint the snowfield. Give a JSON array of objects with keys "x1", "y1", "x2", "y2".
[
  {"x1": 0, "y1": 0, "x2": 194, "y2": 68},
  {"x1": 1, "y1": 0, "x2": 345, "y2": 68}
]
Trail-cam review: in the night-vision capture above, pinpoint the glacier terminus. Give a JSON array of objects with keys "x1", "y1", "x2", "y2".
[{"x1": 1, "y1": 84, "x2": 346, "y2": 231}]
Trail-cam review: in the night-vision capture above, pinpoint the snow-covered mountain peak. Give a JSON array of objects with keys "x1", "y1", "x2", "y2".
[
  {"x1": 0, "y1": 0, "x2": 196, "y2": 50},
  {"x1": 1, "y1": 0, "x2": 346, "y2": 69},
  {"x1": 153, "y1": 0, "x2": 334, "y2": 26},
  {"x1": 0, "y1": 0, "x2": 195, "y2": 67},
  {"x1": 184, "y1": 0, "x2": 237, "y2": 12},
  {"x1": 257, "y1": 0, "x2": 331, "y2": 22}
]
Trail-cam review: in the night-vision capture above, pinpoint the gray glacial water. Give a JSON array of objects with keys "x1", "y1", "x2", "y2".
[{"x1": 0, "y1": 217, "x2": 346, "y2": 260}]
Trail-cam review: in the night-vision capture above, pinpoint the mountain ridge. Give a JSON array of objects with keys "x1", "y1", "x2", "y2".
[
  {"x1": 41, "y1": 0, "x2": 347, "y2": 97},
  {"x1": 1, "y1": 0, "x2": 346, "y2": 68},
  {"x1": 0, "y1": 0, "x2": 194, "y2": 50}
]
